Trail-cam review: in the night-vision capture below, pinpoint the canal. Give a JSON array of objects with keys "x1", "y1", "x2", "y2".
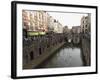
[{"x1": 37, "y1": 43, "x2": 84, "y2": 68}]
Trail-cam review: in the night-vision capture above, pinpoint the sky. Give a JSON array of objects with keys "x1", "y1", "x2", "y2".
[{"x1": 48, "y1": 12, "x2": 88, "y2": 29}]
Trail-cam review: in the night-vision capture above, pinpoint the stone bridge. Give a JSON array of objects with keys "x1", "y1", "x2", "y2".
[{"x1": 64, "y1": 33, "x2": 81, "y2": 44}]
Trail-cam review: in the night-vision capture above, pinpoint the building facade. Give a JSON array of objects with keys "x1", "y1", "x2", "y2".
[
  {"x1": 81, "y1": 14, "x2": 91, "y2": 33},
  {"x1": 53, "y1": 20, "x2": 63, "y2": 33},
  {"x1": 71, "y1": 26, "x2": 81, "y2": 34},
  {"x1": 22, "y1": 10, "x2": 49, "y2": 32},
  {"x1": 22, "y1": 10, "x2": 30, "y2": 30},
  {"x1": 22, "y1": 10, "x2": 64, "y2": 34},
  {"x1": 63, "y1": 26, "x2": 69, "y2": 33},
  {"x1": 48, "y1": 16, "x2": 54, "y2": 32}
]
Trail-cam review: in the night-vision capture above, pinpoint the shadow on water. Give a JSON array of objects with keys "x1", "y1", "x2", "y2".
[{"x1": 36, "y1": 42, "x2": 86, "y2": 69}]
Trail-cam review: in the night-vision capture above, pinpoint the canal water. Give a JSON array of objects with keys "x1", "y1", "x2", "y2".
[{"x1": 37, "y1": 43, "x2": 84, "y2": 68}]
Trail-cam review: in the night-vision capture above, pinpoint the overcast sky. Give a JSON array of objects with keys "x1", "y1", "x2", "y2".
[{"x1": 48, "y1": 12, "x2": 88, "y2": 29}]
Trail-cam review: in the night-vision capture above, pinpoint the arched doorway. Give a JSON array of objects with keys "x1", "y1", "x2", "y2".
[
  {"x1": 39, "y1": 47, "x2": 42, "y2": 55},
  {"x1": 30, "y1": 51, "x2": 34, "y2": 60}
]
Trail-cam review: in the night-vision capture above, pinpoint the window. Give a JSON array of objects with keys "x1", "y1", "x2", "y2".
[
  {"x1": 85, "y1": 29, "x2": 88, "y2": 33},
  {"x1": 83, "y1": 25, "x2": 84, "y2": 28},
  {"x1": 83, "y1": 21, "x2": 84, "y2": 24},
  {"x1": 85, "y1": 25, "x2": 87, "y2": 28}
]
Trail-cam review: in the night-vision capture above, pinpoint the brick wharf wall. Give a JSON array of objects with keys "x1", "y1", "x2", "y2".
[
  {"x1": 81, "y1": 34, "x2": 91, "y2": 66},
  {"x1": 23, "y1": 33, "x2": 64, "y2": 67}
]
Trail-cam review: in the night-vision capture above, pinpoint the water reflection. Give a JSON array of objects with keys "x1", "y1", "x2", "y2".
[{"x1": 37, "y1": 43, "x2": 84, "y2": 68}]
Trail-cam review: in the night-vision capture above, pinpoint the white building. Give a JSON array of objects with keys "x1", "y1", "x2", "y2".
[
  {"x1": 48, "y1": 16, "x2": 54, "y2": 32},
  {"x1": 53, "y1": 20, "x2": 63, "y2": 33},
  {"x1": 57, "y1": 22, "x2": 63, "y2": 33}
]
